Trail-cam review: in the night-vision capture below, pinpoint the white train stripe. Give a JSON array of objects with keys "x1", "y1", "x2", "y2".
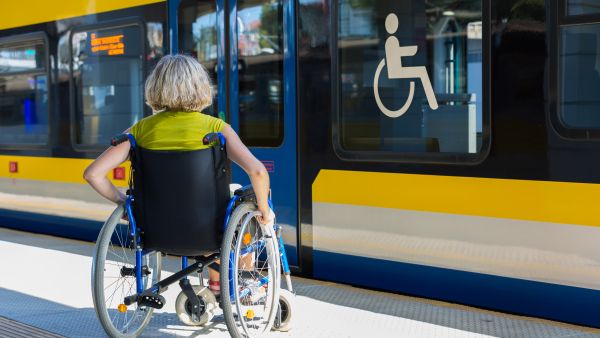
[
  {"x1": 313, "y1": 202, "x2": 600, "y2": 290},
  {"x1": 0, "y1": 192, "x2": 115, "y2": 222}
]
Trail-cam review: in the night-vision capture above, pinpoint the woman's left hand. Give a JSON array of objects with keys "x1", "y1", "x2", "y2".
[{"x1": 257, "y1": 206, "x2": 274, "y2": 225}]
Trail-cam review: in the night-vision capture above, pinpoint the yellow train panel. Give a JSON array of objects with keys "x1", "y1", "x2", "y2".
[
  {"x1": 0, "y1": 0, "x2": 165, "y2": 30},
  {"x1": 0, "y1": 155, "x2": 129, "y2": 187},
  {"x1": 313, "y1": 169, "x2": 600, "y2": 227}
]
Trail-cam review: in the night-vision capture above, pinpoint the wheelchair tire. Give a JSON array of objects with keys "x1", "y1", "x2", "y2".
[
  {"x1": 272, "y1": 289, "x2": 295, "y2": 332},
  {"x1": 175, "y1": 285, "x2": 217, "y2": 326},
  {"x1": 220, "y1": 202, "x2": 281, "y2": 338},
  {"x1": 92, "y1": 205, "x2": 162, "y2": 338}
]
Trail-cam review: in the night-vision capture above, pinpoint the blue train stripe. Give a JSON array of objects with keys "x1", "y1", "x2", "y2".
[
  {"x1": 314, "y1": 250, "x2": 600, "y2": 328},
  {"x1": 0, "y1": 208, "x2": 102, "y2": 242}
]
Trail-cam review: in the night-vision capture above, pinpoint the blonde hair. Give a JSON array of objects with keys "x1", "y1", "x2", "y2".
[{"x1": 144, "y1": 54, "x2": 213, "y2": 113}]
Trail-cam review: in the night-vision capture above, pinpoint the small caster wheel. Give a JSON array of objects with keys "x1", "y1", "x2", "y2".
[
  {"x1": 175, "y1": 285, "x2": 217, "y2": 326},
  {"x1": 272, "y1": 289, "x2": 295, "y2": 332}
]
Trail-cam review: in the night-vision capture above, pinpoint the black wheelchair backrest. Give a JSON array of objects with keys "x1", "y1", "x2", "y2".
[{"x1": 131, "y1": 145, "x2": 230, "y2": 256}]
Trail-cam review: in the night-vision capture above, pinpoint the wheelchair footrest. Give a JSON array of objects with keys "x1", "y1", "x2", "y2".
[{"x1": 137, "y1": 291, "x2": 166, "y2": 309}]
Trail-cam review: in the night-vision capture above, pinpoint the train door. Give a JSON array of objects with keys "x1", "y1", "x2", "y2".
[
  {"x1": 227, "y1": 0, "x2": 298, "y2": 266},
  {"x1": 175, "y1": 0, "x2": 298, "y2": 267}
]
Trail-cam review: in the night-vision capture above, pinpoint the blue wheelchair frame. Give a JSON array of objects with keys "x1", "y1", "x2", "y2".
[{"x1": 118, "y1": 132, "x2": 292, "y2": 301}]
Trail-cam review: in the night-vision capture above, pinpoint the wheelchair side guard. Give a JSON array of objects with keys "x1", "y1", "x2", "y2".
[
  {"x1": 233, "y1": 184, "x2": 255, "y2": 198},
  {"x1": 224, "y1": 185, "x2": 275, "y2": 229},
  {"x1": 231, "y1": 184, "x2": 273, "y2": 209}
]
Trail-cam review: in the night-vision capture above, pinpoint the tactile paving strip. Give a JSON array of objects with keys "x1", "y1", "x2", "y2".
[{"x1": 0, "y1": 316, "x2": 65, "y2": 338}]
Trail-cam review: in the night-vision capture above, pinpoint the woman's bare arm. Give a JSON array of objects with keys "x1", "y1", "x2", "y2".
[
  {"x1": 221, "y1": 125, "x2": 272, "y2": 224},
  {"x1": 83, "y1": 138, "x2": 131, "y2": 204}
]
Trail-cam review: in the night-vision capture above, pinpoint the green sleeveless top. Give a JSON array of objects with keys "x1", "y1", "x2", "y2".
[{"x1": 130, "y1": 111, "x2": 227, "y2": 151}]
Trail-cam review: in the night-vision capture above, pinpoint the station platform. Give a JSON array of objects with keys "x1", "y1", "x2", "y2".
[{"x1": 1, "y1": 227, "x2": 600, "y2": 338}]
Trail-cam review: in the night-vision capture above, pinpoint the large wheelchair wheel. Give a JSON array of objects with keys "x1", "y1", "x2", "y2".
[
  {"x1": 92, "y1": 205, "x2": 162, "y2": 338},
  {"x1": 220, "y1": 202, "x2": 281, "y2": 338}
]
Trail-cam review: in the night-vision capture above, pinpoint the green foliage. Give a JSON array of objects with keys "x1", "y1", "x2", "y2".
[{"x1": 259, "y1": 2, "x2": 282, "y2": 51}]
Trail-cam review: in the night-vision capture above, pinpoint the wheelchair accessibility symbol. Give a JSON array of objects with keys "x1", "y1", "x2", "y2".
[{"x1": 373, "y1": 13, "x2": 439, "y2": 118}]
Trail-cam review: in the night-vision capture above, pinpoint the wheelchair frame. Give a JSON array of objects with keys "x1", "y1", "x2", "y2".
[{"x1": 114, "y1": 132, "x2": 293, "y2": 310}]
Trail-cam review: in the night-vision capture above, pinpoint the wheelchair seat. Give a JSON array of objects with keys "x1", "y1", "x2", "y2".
[{"x1": 130, "y1": 145, "x2": 229, "y2": 256}]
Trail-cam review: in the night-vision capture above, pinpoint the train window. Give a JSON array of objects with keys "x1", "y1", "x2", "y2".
[
  {"x1": 0, "y1": 34, "x2": 49, "y2": 146},
  {"x1": 236, "y1": 0, "x2": 284, "y2": 147},
  {"x1": 71, "y1": 23, "x2": 144, "y2": 148},
  {"x1": 559, "y1": 24, "x2": 600, "y2": 129},
  {"x1": 178, "y1": 0, "x2": 220, "y2": 118},
  {"x1": 567, "y1": 0, "x2": 600, "y2": 15},
  {"x1": 0, "y1": 41, "x2": 45, "y2": 73},
  {"x1": 333, "y1": 1, "x2": 486, "y2": 162}
]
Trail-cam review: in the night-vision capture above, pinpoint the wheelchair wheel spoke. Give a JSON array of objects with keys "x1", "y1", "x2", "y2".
[
  {"x1": 103, "y1": 277, "x2": 121, "y2": 291},
  {"x1": 123, "y1": 303, "x2": 129, "y2": 330},
  {"x1": 113, "y1": 228, "x2": 126, "y2": 253},
  {"x1": 107, "y1": 244, "x2": 128, "y2": 263},
  {"x1": 106, "y1": 278, "x2": 127, "y2": 310},
  {"x1": 109, "y1": 286, "x2": 124, "y2": 324}
]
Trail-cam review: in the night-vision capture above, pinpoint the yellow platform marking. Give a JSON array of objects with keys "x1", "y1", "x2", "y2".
[
  {"x1": 0, "y1": 155, "x2": 129, "y2": 187},
  {"x1": 1, "y1": 0, "x2": 165, "y2": 30},
  {"x1": 313, "y1": 170, "x2": 600, "y2": 227}
]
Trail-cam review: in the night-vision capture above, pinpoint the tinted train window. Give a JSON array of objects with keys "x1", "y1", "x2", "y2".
[
  {"x1": 0, "y1": 42, "x2": 45, "y2": 73},
  {"x1": 0, "y1": 36, "x2": 49, "y2": 146},
  {"x1": 178, "y1": 0, "x2": 221, "y2": 119},
  {"x1": 559, "y1": 24, "x2": 600, "y2": 129},
  {"x1": 237, "y1": 0, "x2": 284, "y2": 147},
  {"x1": 335, "y1": 1, "x2": 484, "y2": 160},
  {"x1": 71, "y1": 24, "x2": 144, "y2": 147},
  {"x1": 567, "y1": 0, "x2": 600, "y2": 15}
]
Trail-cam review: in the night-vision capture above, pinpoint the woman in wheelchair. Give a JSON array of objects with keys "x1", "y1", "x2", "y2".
[{"x1": 84, "y1": 54, "x2": 294, "y2": 338}]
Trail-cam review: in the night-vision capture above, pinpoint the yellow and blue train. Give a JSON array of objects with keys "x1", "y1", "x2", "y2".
[{"x1": 2, "y1": 0, "x2": 600, "y2": 328}]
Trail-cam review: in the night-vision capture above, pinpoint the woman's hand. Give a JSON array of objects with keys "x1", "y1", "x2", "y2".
[
  {"x1": 117, "y1": 191, "x2": 127, "y2": 204},
  {"x1": 257, "y1": 205, "x2": 274, "y2": 225}
]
